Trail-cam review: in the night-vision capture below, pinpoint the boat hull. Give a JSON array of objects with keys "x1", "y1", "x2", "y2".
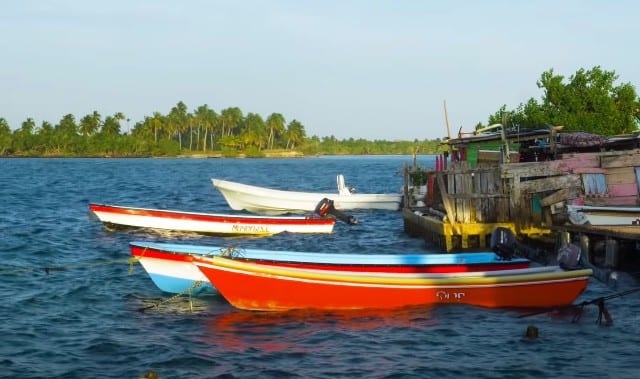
[
  {"x1": 568, "y1": 204, "x2": 640, "y2": 225},
  {"x1": 135, "y1": 256, "x2": 214, "y2": 294},
  {"x1": 89, "y1": 203, "x2": 335, "y2": 235},
  {"x1": 130, "y1": 242, "x2": 531, "y2": 294},
  {"x1": 195, "y1": 257, "x2": 592, "y2": 311},
  {"x1": 212, "y1": 179, "x2": 402, "y2": 214}
]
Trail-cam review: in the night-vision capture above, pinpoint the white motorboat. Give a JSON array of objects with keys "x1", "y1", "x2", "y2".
[{"x1": 212, "y1": 175, "x2": 402, "y2": 215}]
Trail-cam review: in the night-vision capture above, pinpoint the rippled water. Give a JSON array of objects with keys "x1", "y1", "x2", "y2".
[{"x1": 1, "y1": 157, "x2": 639, "y2": 379}]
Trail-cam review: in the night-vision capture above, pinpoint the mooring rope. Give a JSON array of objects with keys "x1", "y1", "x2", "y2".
[
  {"x1": 137, "y1": 280, "x2": 205, "y2": 312},
  {"x1": 519, "y1": 286, "x2": 640, "y2": 325},
  {"x1": 217, "y1": 246, "x2": 245, "y2": 258},
  {"x1": 128, "y1": 256, "x2": 140, "y2": 275}
]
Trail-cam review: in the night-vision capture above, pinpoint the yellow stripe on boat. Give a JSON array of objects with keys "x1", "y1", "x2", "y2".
[{"x1": 203, "y1": 256, "x2": 593, "y2": 285}]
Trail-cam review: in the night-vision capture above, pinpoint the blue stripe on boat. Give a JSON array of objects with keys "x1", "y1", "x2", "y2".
[
  {"x1": 146, "y1": 272, "x2": 215, "y2": 294},
  {"x1": 130, "y1": 241, "x2": 526, "y2": 265}
]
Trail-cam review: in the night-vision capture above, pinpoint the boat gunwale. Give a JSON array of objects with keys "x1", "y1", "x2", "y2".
[
  {"x1": 194, "y1": 256, "x2": 593, "y2": 285},
  {"x1": 89, "y1": 203, "x2": 336, "y2": 226}
]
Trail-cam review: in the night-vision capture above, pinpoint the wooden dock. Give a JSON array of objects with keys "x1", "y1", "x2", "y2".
[
  {"x1": 403, "y1": 160, "x2": 574, "y2": 251},
  {"x1": 402, "y1": 127, "x2": 640, "y2": 271}
]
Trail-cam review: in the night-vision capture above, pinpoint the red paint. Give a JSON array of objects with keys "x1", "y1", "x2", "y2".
[{"x1": 196, "y1": 261, "x2": 590, "y2": 311}]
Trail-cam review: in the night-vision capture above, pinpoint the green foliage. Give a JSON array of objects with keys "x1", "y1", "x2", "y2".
[
  {"x1": 409, "y1": 169, "x2": 428, "y2": 186},
  {"x1": 486, "y1": 66, "x2": 640, "y2": 135},
  {"x1": 221, "y1": 147, "x2": 240, "y2": 157},
  {"x1": 243, "y1": 146, "x2": 266, "y2": 158},
  {"x1": 0, "y1": 118, "x2": 11, "y2": 155}
]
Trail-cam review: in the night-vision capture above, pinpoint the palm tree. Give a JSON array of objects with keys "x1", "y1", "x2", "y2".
[
  {"x1": 12, "y1": 118, "x2": 37, "y2": 153},
  {"x1": 242, "y1": 113, "x2": 266, "y2": 149},
  {"x1": 285, "y1": 119, "x2": 306, "y2": 149},
  {"x1": 169, "y1": 101, "x2": 189, "y2": 150},
  {"x1": 79, "y1": 111, "x2": 102, "y2": 136},
  {"x1": 20, "y1": 117, "x2": 37, "y2": 135},
  {"x1": 205, "y1": 107, "x2": 219, "y2": 150},
  {"x1": 151, "y1": 112, "x2": 165, "y2": 143},
  {"x1": 265, "y1": 113, "x2": 285, "y2": 149},
  {"x1": 194, "y1": 104, "x2": 218, "y2": 151},
  {"x1": 53, "y1": 114, "x2": 78, "y2": 153},
  {"x1": 219, "y1": 107, "x2": 243, "y2": 137},
  {"x1": 36, "y1": 121, "x2": 55, "y2": 154},
  {"x1": 0, "y1": 118, "x2": 11, "y2": 155},
  {"x1": 100, "y1": 112, "x2": 126, "y2": 135}
]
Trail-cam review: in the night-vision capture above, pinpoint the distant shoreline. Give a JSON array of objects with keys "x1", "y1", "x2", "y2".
[
  {"x1": 1, "y1": 151, "x2": 436, "y2": 159},
  {"x1": 0, "y1": 151, "x2": 305, "y2": 159}
]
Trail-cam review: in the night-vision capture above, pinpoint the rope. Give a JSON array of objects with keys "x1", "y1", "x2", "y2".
[
  {"x1": 128, "y1": 256, "x2": 140, "y2": 275},
  {"x1": 137, "y1": 280, "x2": 205, "y2": 312},
  {"x1": 519, "y1": 286, "x2": 640, "y2": 325},
  {"x1": 217, "y1": 246, "x2": 245, "y2": 258}
]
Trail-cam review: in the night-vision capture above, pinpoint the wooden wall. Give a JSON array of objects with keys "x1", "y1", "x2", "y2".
[{"x1": 555, "y1": 149, "x2": 640, "y2": 206}]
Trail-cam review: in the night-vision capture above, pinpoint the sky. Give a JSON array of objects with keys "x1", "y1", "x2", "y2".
[{"x1": 1, "y1": 0, "x2": 639, "y2": 140}]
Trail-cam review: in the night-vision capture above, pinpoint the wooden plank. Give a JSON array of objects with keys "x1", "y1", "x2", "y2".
[
  {"x1": 598, "y1": 148, "x2": 640, "y2": 156},
  {"x1": 476, "y1": 170, "x2": 491, "y2": 223},
  {"x1": 540, "y1": 188, "x2": 571, "y2": 207},
  {"x1": 489, "y1": 169, "x2": 508, "y2": 222},
  {"x1": 550, "y1": 152, "x2": 601, "y2": 171},
  {"x1": 510, "y1": 174, "x2": 521, "y2": 212},
  {"x1": 447, "y1": 169, "x2": 457, "y2": 221},
  {"x1": 501, "y1": 162, "x2": 563, "y2": 178},
  {"x1": 454, "y1": 169, "x2": 464, "y2": 222},
  {"x1": 573, "y1": 167, "x2": 606, "y2": 174},
  {"x1": 519, "y1": 193, "x2": 532, "y2": 230},
  {"x1": 474, "y1": 171, "x2": 483, "y2": 223},
  {"x1": 606, "y1": 167, "x2": 636, "y2": 185},
  {"x1": 601, "y1": 152, "x2": 640, "y2": 168},
  {"x1": 443, "y1": 166, "x2": 509, "y2": 175},
  {"x1": 585, "y1": 195, "x2": 639, "y2": 206},
  {"x1": 455, "y1": 162, "x2": 471, "y2": 223},
  {"x1": 608, "y1": 183, "x2": 638, "y2": 197},
  {"x1": 463, "y1": 169, "x2": 473, "y2": 223},
  {"x1": 518, "y1": 174, "x2": 581, "y2": 193},
  {"x1": 436, "y1": 171, "x2": 456, "y2": 224},
  {"x1": 448, "y1": 193, "x2": 509, "y2": 199},
  {"x1": 498, "y1": 197, "x2": 510, "y2": 222}
]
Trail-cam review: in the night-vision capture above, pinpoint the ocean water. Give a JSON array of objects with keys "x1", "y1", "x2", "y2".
[{"x1": 1, "y1": 156, "x2": 639, "y2": 379}]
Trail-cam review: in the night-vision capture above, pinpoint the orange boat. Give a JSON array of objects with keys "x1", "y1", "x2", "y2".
[{"x1": 193, "y1": 256, "x2": 592, "y2": 311}]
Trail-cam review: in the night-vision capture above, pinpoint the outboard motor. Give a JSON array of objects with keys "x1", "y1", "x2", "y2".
[
  {"x1": 315, "y1": 198, "x2": 358, "y2": 225},
  {"x1": 489, "y1": 227, "x2": 518, "y2": 260},
  {"x1": 556, "y1": 242, "x2": 615, "y2": 285},
  {"x1": 490, "y1": 227, "x2": 546, "y2": 262},
  {"x1": 557, "y1": 243, "x2": 583, "y2": 270},
  {"x1": 492, "y1": 228, "x2": 619, "y2": 287}
]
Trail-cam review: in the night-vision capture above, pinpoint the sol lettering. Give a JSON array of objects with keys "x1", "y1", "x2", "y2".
[{"x1": 436, "y1": 291, "x2": 466, "y2": 301}]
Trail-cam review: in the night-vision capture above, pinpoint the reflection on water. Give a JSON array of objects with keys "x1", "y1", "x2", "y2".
[{"x1": 202, "y1": 305, "x2": 439, "y2": 353}]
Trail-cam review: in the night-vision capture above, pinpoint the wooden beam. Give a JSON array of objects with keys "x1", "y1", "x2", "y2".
[
  {"x1": 436, "y1": 172, "x2": 456, "y2": 224},
  {"x1": 518, "y1": 174, "x2": 581, "y2": 193},
  {"x1": 501, "y1": 162, "x2": 564, "y2": 179},
  {"x1": 601, "y1": 151, "x2": 640, "y2": 168},
  {"x1": 447, "y1": 193, "x2": 509, "y2": 199},
  {"x1": 539, "y1": 188, "x2": 576, "y2": 207}
]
